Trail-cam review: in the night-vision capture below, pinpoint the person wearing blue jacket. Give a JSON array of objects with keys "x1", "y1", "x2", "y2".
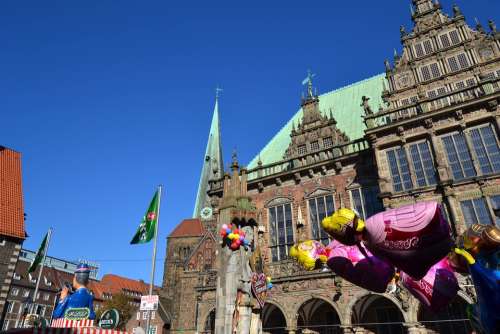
[{"x1": 52, "y1": 263, "x2": 96, "y2": 320}]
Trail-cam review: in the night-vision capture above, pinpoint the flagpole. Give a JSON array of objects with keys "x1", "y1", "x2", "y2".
[
  {"x1": 145, "y1": 185, "x2": 162, "y2": 334},
  {"x1": 30, "y1": 228, "x2": 52, "y2": 322}
]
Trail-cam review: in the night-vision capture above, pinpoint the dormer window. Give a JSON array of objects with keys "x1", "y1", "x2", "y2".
[
  {"x1": 13, "y1": 273, "x2": 21, "y2": 280},
  {"x1": 28, "y1": 274, "x2": 36, "y2": 284},
  {"x1": 44, "y1": 276, "x2": 52, "y2": 286},
  {"x1": 298, "y1": 145, "x2": 307, "y2": 155}
]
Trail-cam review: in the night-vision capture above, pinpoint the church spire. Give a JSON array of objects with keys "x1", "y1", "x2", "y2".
[{"x1": 193, "y1": 90, "x2": 224, "y2": 218}]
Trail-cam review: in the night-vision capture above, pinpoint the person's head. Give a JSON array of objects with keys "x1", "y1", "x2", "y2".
[{"x1": 73, "y1": 263, "x2": 90, "y2": 288}]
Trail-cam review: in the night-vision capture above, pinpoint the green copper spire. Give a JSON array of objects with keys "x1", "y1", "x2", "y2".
[{"x1": 193, "y1": 92, "x2": 224, "y2": 218}]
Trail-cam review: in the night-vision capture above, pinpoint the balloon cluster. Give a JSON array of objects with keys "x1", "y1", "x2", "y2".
[
  {"x1": 266, "y1": 276, "x2": 273, "y2": 290},
  {"x1": 220, "y1": 224, "x2": 250, "y2": 250}
]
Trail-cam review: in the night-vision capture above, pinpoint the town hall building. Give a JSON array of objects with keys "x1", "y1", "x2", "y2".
[{"x1": 161, "y1": 1, "x2": 500, "y2": 333}]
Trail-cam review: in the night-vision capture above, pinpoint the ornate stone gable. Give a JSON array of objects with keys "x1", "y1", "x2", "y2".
[
  {"x1": 285, "y1": 87, "x2": 349, "y2": 161},
  {"x1": 377, "y1": 0, "x2": 500, "y2": 117},
  {"x1": 186, "y1": 232, "x2": 217, "y2": 272}
]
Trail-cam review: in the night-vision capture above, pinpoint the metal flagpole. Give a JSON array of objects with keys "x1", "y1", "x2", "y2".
[
  {"x1": 29, "y1": 228, "x2": 52, "y2": 324},
  {"x1": 145, "y1": 186, "x2": 162, "y2": 334}
]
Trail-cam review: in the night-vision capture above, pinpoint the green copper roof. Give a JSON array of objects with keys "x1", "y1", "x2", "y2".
[
  {"x1": 193, "y1": 98, "x2": 224, "y2": 218},
  {"x1": 248, "y1": 73, "x2": 387, "y2": 168}
]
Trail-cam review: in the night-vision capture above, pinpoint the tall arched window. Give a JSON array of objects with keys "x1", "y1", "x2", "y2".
[
  {"x1": 267, "y1": 198, "x2": 294, "y2": 262},
  {"x1": 306, "y1": 189, "x2": 335, "y2": 245}
]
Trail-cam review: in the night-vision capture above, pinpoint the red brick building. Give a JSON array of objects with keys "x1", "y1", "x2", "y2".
[
  {"x1": 90, "y1": 274, "x2": 171, "y2": 334},
  {"x1": 0, "y1": 146, "x2": 26, "y2": 329}
]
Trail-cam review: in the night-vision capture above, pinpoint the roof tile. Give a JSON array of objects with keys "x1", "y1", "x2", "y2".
[
  {"x1": 0, "y1": 147, "x2": 26, "y2": 239},
  {"x1": 169, "y1": 218, "x2": 204, "y2": 238}
]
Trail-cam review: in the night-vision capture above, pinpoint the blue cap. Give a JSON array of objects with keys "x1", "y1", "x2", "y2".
[{"x1": 75, "y1": 263, "x2": 90, "y2": 274}]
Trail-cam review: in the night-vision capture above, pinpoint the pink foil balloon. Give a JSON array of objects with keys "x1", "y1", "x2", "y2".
[
  {"x1": 400, "y1": 257, "x2": 459, "y2": 312},
  {"x1": 363, "y1": 201, "x2": 453, "y2": 280},
  {"x1": 326, "y1": 240, "x2": 395, "y2": 293}
]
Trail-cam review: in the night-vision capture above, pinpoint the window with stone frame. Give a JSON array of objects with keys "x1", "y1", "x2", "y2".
[
  {"x1": 323, "y1": 137, "x2": 333, "y2": 148},
  {"x1": 423, "y1": 40, "x2": 433, "y2": 54},
  {"x1": 449, "y1": 30, "x2": 461, "y2": 45},
  {"x1": 268, "y1": 202, "x2": 294, "y2": 262},
  {"x1": 386, "y1": 147, "x2": 413, "y2": 192},
  {"x1": 466, "y1": 78, "x2": 476, "y2": 87},
  {"x1": 298, "y1": 145, "x2": 307, "y2": 155},
  {"x1": 409, "y1": 141, "x2": 437, "y2": 187},
  {"x1": 414, "y1": 43, "x2": 425, "y2": 58},
  {"x1": 308, "y1": 195, "x2": 335, "y2": 245},
  {"x1": 2, "y1": 320, "x2": 9, "y2": 331},
  {"x1": 23, "y1": 290, "x2": 29, "y2": 298},
  {"x1": 455, "y1": 81, "x2": 466, "y2": 90},
  {"x1": 448, "y1": 56, "x2": 460, "y2": 72},
  {"x1": 430, "y1": 63, "x2": 440, "y2": 78},
  {"x1": 11, "y1": 287, "x2": 19, "y2": 296},
  {"x1": 440, "y1": 34, "x2": 451, "y2": 48},
  {"x1": 469, "y1": 124, "x2": 500, "y2": 175},
  {"x1": 420, "y1": 65, "x2": 432, "y2": 81},
  {"x1": 457, "y1": 53, "x2": 469, "y2": 69},
  {"x1": 460, "y1": 198, "x2": 491, "y2": 226},
  {"x1": 349, "y1": 187, "x2": 384, "y2": 220},
  {"x1": 310, "y1": 141, "x2": 319, "y2": 151},
  {"x1": 7, "y1": 302, "x2": 14, "y2": 313},
  {"x1": 488, "y1": 195, "x2": 500, "y2": 227},
  {"x1": 441, "y1": 132, "x2": 476, "y2": 180}
]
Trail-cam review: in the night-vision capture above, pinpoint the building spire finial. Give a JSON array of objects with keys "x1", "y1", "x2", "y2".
[
  {"x1": 302, "y1": 69, "x2": 317, "y2": 98},
  {"x1": 215, "y1": 85, "x2": 223, "y2": 100}
]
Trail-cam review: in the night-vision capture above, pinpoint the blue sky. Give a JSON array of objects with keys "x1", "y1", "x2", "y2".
[{"x1": 1, "y1": 0, "x2": 498, "y2": 284}]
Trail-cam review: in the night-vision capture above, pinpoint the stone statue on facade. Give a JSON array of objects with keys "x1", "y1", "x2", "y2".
[{"x1": 361, "y1": 96, "x2": 373, "y2": 116}]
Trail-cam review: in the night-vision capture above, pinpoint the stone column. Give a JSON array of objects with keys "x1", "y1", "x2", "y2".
[
  {"x1": 443, "y1": 186, "x2": 460, "y2": 236},
  {"x1": 404, "y1": 323, "x2": 423, "y2": 334},
  {"x1": 340, "y1": 325, "x2": 355, "y2": 334}
]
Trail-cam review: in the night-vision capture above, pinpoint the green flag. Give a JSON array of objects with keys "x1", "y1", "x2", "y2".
[
  {"x1": 28, "y1": 232, "x2": 48, "y2": 273},
  {"x1": 131, "y1": 191, "x2": 159, "y2": 244}
]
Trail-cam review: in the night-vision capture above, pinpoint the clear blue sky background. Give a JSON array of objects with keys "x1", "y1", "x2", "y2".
[{"x1": 1, "y1": 0, "x2": 498, "y2": 284}]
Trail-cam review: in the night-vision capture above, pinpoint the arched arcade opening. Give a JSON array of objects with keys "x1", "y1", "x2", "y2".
[
  {"x1": 262, "y1": 303, "x2": 287, "y2": 334},
  {"x1": 351, "y1": 294, "x2": 406, "y2": 334},
  {"x1": 418, "y1": 296, "x2": 472, "y2": 334},
  {"x1": 297, "y1": 298, "x2": 342, "y2": 334}
]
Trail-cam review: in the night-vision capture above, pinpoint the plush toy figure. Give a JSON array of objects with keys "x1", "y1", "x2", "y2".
[
  {"x1": 400, "y1": 257, "x2": 458, "y2": 312},
  {"x1": 326, "y1": 240, "x2": 395, "y2": 293},
  {"x1": 453, "y1": 225, "x2": 500, "y2": 334},
  {"x1": 322, "y1": 202, "x2": 452, "y2": 280},
  {"x1": 289, "y1": 240, "x2": 329, "y2": 271},
  {"x1": 52, "y1": 263, "x2": 96, "y2": 320}
]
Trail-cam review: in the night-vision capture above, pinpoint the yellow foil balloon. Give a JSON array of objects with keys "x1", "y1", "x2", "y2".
[
  {"x1": 321, "y1": 208, "x2": 365, "y2": 238},
  {"x1": 289, "y1": 240, "x2": 322, "y2": 271}
]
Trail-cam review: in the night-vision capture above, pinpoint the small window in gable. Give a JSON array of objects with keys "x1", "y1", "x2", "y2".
[
  {"x1": 449, "y1": 30, "x2": 460, "y2": 45},
  {"x1": 310, "y1": 141, "x2": 319, "y2": 151}
]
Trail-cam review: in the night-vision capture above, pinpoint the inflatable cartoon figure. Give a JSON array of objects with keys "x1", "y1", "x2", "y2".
[
  {"x1": 454, "y1": 225, "x2": 500, "y2": 334},
  {"x1": 400, "y1": 257, "x2": 458, "y2": 312},
  {"x1": 322, "y1": 202, "x2": 452, "y2": 280},
  {"x1": 326, "y1": 240, "x2": 395, "y2": 293},
  {"x1": 289, "y1": 240, "x2": 329, "y2": 271},
  {"x1": 52, "y1": 263, "x2": 96, "y2": 320}
]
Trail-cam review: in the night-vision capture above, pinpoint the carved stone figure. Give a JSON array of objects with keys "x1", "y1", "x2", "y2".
[{"x1": 361, "y1": 96, "x2": 373, "y2": 115}]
